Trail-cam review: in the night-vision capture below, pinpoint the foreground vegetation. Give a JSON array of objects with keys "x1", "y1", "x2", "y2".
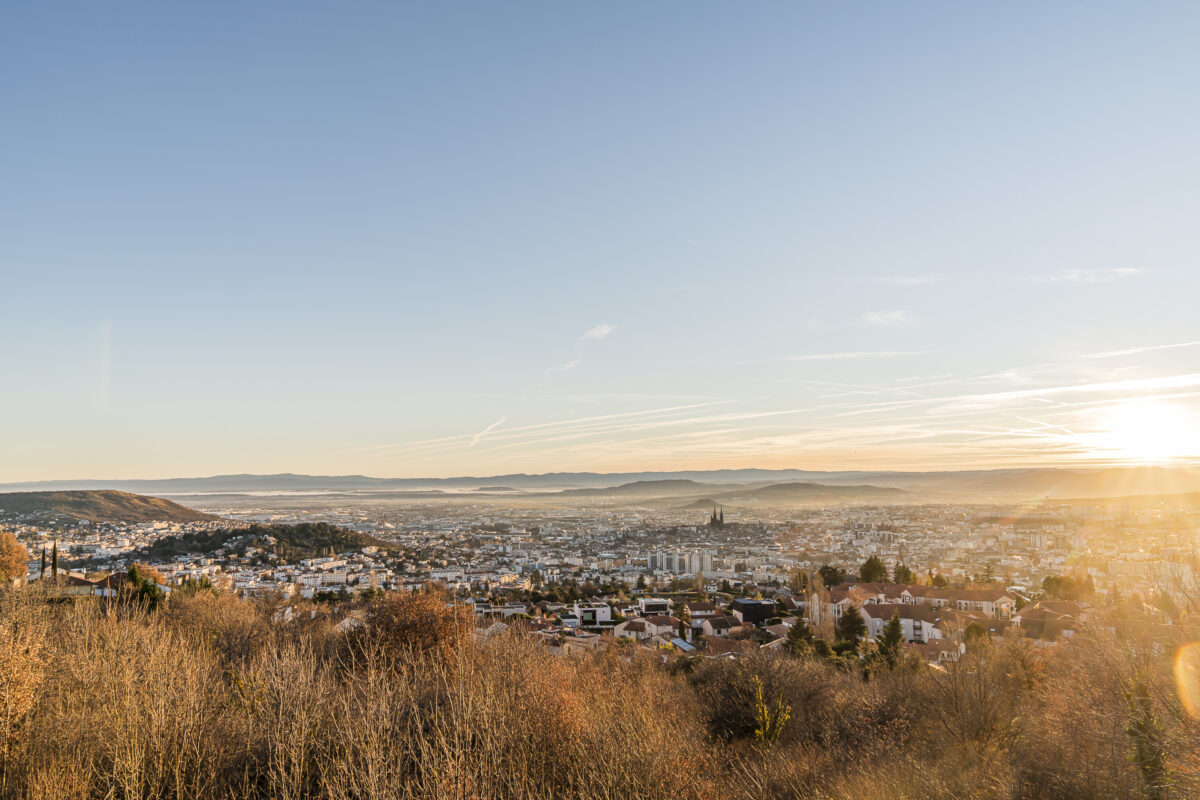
[{"x1": 1, "y1": 585, "x2": 1198, "y2": 800}]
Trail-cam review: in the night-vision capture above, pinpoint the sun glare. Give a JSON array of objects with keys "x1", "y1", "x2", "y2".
[{"x1": 1086, "y1": 399, "x2": 1200, "y2": 462}]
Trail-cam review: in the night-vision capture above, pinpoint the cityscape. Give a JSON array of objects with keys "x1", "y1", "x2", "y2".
[
  {"x1": 5, "y1": 2, "x2": 1200, "y2": 799},
  {"x1": 5, "y1": 480, "x2": 1195, "y2": 664}
]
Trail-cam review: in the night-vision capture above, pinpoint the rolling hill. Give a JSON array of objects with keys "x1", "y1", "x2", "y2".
[
  {"x1": 0, "y1": 490, "x2": 215, "y2": 525},
  {"x1": 139, "y1": 522, "x2": 393, "y2": 562},
  {"x1": 559, "y1": 479, "x2": 746, "y2": 497},
  {"x1": 713, "y1": 482, "x2": 909, "y2": 504},
  {"x1": 4, "y1": 465, "x2": 1200, "y2": 501}
]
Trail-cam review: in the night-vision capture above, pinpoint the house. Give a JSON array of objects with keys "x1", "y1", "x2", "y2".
[
  {"x1": 638, "y1": 597, "x2": 671, "y2": 616},
  {"x1": 642, "y1": 615, "x2": 682, "y2": 637},
  {"x1": 1012, "y1": 600, "x2": 1084, "y2": 641},
  {"x1": 572, "y1": 602, "x2": 612, "y2": 627},
  {"x1": 613, "y1": 619, "x2": 652, "y2": 641},
  {"x1": 684, "y1": 601, "x2": 718, "y2": 628},
  {"x1": 730, "y1": 598, "x2": 776, "y2": 627},
  {"x1": 909, "y1": 640, "x2": 965, "y2": 665},
  {"x1": 831, "y1": 582, "x2": 1017, "y2": 619},
  {"x1": 702, "y1": 615, "x2": 741, "y2": 638},
  {"x1": 859, "y1": 603, "x2": 944, "y2": 644}
]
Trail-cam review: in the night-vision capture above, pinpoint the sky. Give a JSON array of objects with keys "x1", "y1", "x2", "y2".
[{"x1": 3, "y1": 2, "x2": 1200, "y2": 481}]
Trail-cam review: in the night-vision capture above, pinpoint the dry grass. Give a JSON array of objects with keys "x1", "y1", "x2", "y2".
[{"x1": 0, "y1": 586, "x2": 1196, "y2": 800}]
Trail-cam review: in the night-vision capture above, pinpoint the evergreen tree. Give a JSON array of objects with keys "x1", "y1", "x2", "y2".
[
  {"x1": 40, "y1": 546, "x2": 46, "y2": 579},
  {"x1": 785, "y1": 616, "x2": 814, "y2": 657},
  {"x1": 876, "y1": 612, "x2": 905, "y2": 669},
  {"x1": 51, "y1": 540, "x2": 58, "y2": 578},
  {"x1": 125, "y1": 564, "x2": 165, "y2": 610},
  {"x1": 836, "y1": 605, "x2": 867, "y2": 648},
  {"x1": 892, "y1": 563, "x2": 915, "y2": 584},
  {"x1": 1126, "y1": 680, "x2": 1170, "y2": 800},
  {"x1": 859, "y1": 556, "x2": 887, "y2": 583},
  {"x1": 818, "y1": 564, "x2": 845, "y2": 588}
]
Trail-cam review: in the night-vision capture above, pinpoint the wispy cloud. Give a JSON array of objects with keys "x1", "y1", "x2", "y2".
[
  {"x1": 542, "y1": 359, "x2": 580, "y2": 379},
  {"x1": 581, "y1": 322, "x2": 616, "y2": 341},
  {"x1": 861, "y1": 310, "x2": 911, "y2": 325},
  {"x1": 1032, "y1": 268, "x2": 1144, "y2": 284},
  {"x1": 469, "y1": 417, "x2": 506, "y2": 446},
  {"x1": 872, "y1": 274, "x2": 944, "y2": 286},
  {"x1": 783, "y1": 351, "x2": 925, "y2": 362},
  {"x1": 1083, "y1": 340, "x2": 1200, "y2": 359}
]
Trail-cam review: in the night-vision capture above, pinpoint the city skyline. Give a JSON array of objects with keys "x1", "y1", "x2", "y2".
[{"x1": 4, "y1": 3, "x2": 1200, "y2": 481}]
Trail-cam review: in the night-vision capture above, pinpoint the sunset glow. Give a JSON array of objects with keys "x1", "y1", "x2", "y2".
[{"x1": 1081, "y1": 399, "x2": 1200, "y2": 463}]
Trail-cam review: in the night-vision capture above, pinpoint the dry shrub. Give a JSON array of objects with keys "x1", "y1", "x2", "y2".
[
  {"x1": 691, "y1": 650, "x2": 931, "y2": 759},
  {"x1": 1011, "y1": 629, "x2": 1177, "y2": 800},
  {"x1": 0, "y1": 591, "x2": 46, "y2": 795},
  {"x1": 162, "y1": 589, "x2": 273, "y2": 667},
  {"x1": 357, "y1": 589, "x2": 473, "y2": 662},
  {"x1": 318, "y1": 632, "x2": 716, "y2": 800},
  {"x1": 2, "y1": 585, "x2": 1197, "y2": 800},
  {"x1": 16, "y1": 599, "x2": 245, "y2": 800},
  {"x1": 0, "y1": 533, "x2": 26, "y2": 583}
]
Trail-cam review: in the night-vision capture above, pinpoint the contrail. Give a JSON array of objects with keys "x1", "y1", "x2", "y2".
[{"x1": 470, "y1": 417, "x2": 507, "y2": 446}]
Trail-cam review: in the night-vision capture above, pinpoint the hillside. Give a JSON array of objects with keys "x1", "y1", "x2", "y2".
[
  {"x1": 6, "y1": 465, "x2": 1200, "y2": 501},
  {"x1": 0, "y1": 490, "x2": 215, "y2": 525},
  {"x1": 559, "y1": 479, "x2": 744, "y2": 498},
  {"x1": 715, "y1": 482, "x2": 909, "y2": 504},
  {"x1": 139, "y1": 522, "x2": 394, "y2": 562}
]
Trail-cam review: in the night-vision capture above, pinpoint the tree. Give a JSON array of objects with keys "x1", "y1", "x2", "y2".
[
  {"x1": 788, "y1": 569, "x2": 809, "y2": 594},
  {"x1": 636, "y1": 574, "x2": 646, "y2": 590},
  {"x1": 0, "y1": 533, "x2": 26, "y2": 583},
  {"x1": 1126, "y1": 680, "x2": 1170, "y2": 800},
  {"x1": 876, "y1": 612, "x2": 905, "y2": 669},
  {"x1": 785, "y1": 616, "x2": 814, "y2": 657},
  {"x1": 932, "y1": 573, "x2": 949, "y2": 588},
  {"x1": 818, "y1": 564, "x2": 846, "y2": 588},
  {"x1": 678, "y1": 604, "x2": 691, "y2": 638},
  {"x1": 964, "y1": 621, "x2": 989, "y2": 653},
  {"x1": 50, "y1": 540, "x2": 58, "y2": 579},
  {"x1": 125, "y1": 564, "x2": 165, "y2": 610},
  {"x1": 836, "y1": 605, "x2": 867, "y2": 648},
  {"x1": 892, "y1": 563, "x2": 915, "y2": 584},
  {"x1": 859, "y1": 556, "x2": 887, "y2": 583},
  {"x1": 39, "y1": 547, "x2": 45, "y2": 580}
]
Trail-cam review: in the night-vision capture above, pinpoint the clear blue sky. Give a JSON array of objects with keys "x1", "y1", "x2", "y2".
[{"x1": 4, "y1": 2, "x2": 1200, "y2": 481}]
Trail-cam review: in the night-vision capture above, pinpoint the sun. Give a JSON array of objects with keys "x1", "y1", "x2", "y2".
[{"x1": 1085, "y1": 399, "x2": 1200, "y2": 463}]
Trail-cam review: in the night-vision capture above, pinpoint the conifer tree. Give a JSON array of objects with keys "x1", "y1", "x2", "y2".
[
  {"x1": 876, "y1": 612, "x2": 905, "y2": 669},
  {"x1": 785, "y1": 615, "x2": 814, "y2": 656},
  {"x1": 836, "y1": 605, "x2": 867, "y2": 648},
  {"x1": 859, "y1": 556, "x2": 887, "y2": 583},
  {"x1": 51, "y1": 541, "x2": 58, "y2": 578}
]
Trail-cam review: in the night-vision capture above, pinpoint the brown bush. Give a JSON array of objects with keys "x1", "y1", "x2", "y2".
[
  {"x1": 0, "y1": 532, "x2": 26, "y2": 583},
  {"x1": 357, "y1": 589, "x2": 473, "y2": 662},
  {"x1": 0, "y1": 585, "x2": 1196, "y2": 800}
]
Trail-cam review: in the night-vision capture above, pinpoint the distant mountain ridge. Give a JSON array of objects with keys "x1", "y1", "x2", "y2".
[
  {"x1": 4, "y1": 465, "x2": 1200, "y2": 500},
  {"x1": 0, "y1": 490, "x2": 216, "y2": 525}
]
